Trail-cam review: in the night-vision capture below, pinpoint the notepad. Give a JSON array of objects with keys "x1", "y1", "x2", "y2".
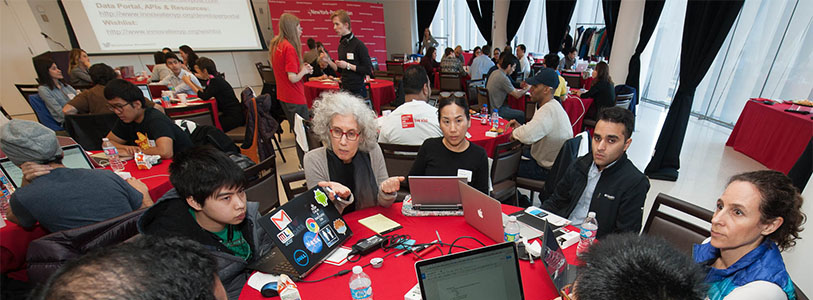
[{"x1": 357, "y1": 213, "x2": 402, "y2": 234}]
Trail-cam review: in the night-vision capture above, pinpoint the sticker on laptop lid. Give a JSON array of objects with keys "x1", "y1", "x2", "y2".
[
  {"x1": 333, "y1": 219, "x2": 347, "y2": 235},
  {"x1": 277, "y1": 228, "x2": 294, "y2": 245},
  {"x1": 319, "y1": 226, "x2": 340, "y2": 247},
  {"x1": 314, "y1": 189, "x2": 329, "y2": 207},
  {"x1": 293, "y1": 249, "x2": 309, "y2": 266},
  {"x1": 303, "y1": 231, "x2": 323, "y2": 254},
  {"x1": 306, "y1": 218, "x2": 320, "y2": 233},
  {"x1": 270, "y1": 210, "x2": 292, "y2": 230}
]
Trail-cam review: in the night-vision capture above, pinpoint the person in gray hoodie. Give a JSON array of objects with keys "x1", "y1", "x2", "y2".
[{"x1": 137, "y1": 146, "x2": 273, "y2": 300}]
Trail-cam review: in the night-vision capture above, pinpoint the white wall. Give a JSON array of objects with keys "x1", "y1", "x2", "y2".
[
  {"x1": 0, "y1": 1, "x2": 51, "y2": 120},
  {"x1": 381, "y1": 0, "x2": 417, "y2": 56},
  {"x1": 608, "y1": 0, "x2": 644, "y2": 85}
]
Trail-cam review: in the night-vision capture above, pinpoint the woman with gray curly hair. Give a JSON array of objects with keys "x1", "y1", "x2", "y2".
[{"x1": 303, "y1": 91, "x2": 404, "y2": 213}]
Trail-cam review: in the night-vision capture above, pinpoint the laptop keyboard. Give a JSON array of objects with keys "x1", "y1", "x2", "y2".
[{"x1": 273, "y1": 259, "x2": 298, "y2": 275}]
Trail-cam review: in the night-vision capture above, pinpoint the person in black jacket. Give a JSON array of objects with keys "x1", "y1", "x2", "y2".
[
  {"x1": 324, "y1": 9, "x2": 373, "y2": 98},
  {"x1": 578, "y1": 61, "x2": 615, "y2": 124},
  {"x1": 183, "y1": 57, "x2": 245, "y2": 132},
  {"x1": 540, "y1": 107, "x2": 649, "y2": 239}
]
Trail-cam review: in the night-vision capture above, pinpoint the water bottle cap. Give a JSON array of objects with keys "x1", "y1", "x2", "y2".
[
  {"x1": 508, "y1": 216, "x2": 517, "y2": 222},
  {"x1": 588, "y1": 212, "x2": 596, "y2": 218},
  {"x1": 352, "y1": 266, "x2": 362, "y2": 274}
]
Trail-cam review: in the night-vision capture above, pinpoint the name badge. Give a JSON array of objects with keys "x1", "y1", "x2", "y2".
[
  {"x1": 457, "y1": 169, "x2": 473, "y2": 182},
  {"x1": 66, "y1": 93, "x2": 76, "y2": 100},
  {"x1": 346, "y1": 53, "x2": 354, "y2": 60}
]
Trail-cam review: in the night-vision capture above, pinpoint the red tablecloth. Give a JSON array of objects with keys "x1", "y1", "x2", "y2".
[
  {"x1": 402, "y1": 61, "x2": 420, "y2": 70},
  {"x1": 163, "y1": 99, "x2": 222, "y2": 131},
  {"x1": 238, "y1": 202, "x2": 577, "y2": 300},
  {"x1": 0, "y1": 158, "x2": 172, "y2": 280},
  {"x1": 468, "y1": 116, "x2": 513, "y2": 158},
  {"x1": 506, "y1": 93, "x2": 594, "y2": 136},
  {"x1": 462, "y1": 51, "x2": 473, "y2": 65},
  {"x1": 124, "y1": 77, "x2": 149, "y2": 85},
  {"x1": 304, "y1": 80, "x2": 395, "y2": 114},
  {"x1": 726, "y1": 101, "x2": 813, "y2": 174}
]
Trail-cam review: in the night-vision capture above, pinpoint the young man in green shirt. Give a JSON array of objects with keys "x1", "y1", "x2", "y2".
[{"x1": 138, "y1": 146, "x2": 272, "y2": 300}]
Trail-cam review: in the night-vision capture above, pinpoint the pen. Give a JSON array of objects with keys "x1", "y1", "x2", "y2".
[{"x1": 322, "y1": 186, "x2": 344, "y2": 202}]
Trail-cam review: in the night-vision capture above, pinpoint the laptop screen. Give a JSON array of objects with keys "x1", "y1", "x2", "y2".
[
  {"x1": 137, "y1": 85, "x2": 151, "y2": 100},
  {"x1": 416, "y1": 243, "x2": 524, "y2": 300},
  {"x1": 0, "y1": 145, "x2": 93, "y2": 188}
]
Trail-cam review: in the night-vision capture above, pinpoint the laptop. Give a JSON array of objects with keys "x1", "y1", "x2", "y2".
[
  {"x1": 459, "y1": 181, "x2": 542, "y2": 242},
  {"x1": 414, "y1": 242, "x2": 525, "y2": 300},
  {"x1": 252, "y1": 186, "x2": 353, "y2": 278},
  {"x1": 409, "y1": 176, "x2": 466, "y2": 210},
  {"x1": 540, "y1": 220, "x2": 578, "y2": 292},
  {"x1": 137, "y1": 84, "x2": 152, "y2": 100},
  {"x1": 0, "y1": 144, "x2": 94, "y2": 188}
]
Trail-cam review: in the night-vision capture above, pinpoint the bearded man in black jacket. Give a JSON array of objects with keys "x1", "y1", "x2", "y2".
[{"x1": 541, "y1": 107, "x2": 650, "y2": 238}]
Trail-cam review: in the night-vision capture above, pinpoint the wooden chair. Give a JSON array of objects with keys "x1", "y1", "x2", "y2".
[
  {"x1": 391, "y1": 54, "x2": 405, "y2": 61},
  {"x1": 615, "y1": 92, "x2": 634, "y2": 110},
  {"x1": 63, "y1": 113, "x2": 119, "y2": 151},
  {"x1": 439, "y1": 73, "x2": 462, "y2": 91},
  {"x1": 165, "y1": 102, "x2": 216, "y2": 127},
  {"x1": 642, "y1": 193, "x2": 714, "y2": 256},
  {"x1": 562, "y1": 72, "x2": 582, "y2": 89},
  {"x1": 466, "y1": 79, "x2": 485, "y2": 106},
  {"x1": 385, "y1": 61, "x2": 404, "y2": 76},
  {"x1": 280, "y1": 170, "x2": 307, "y2": 202},
  {"x1": 472, "y1": 86, "x2": 490, "y2": 111},
  {"x1": 378, "y1": 143, "x2": 421, "y2": 201},
  {"x1": 531, "y1": 63, "x2": 545, "y2": 76},
  {"x1": 244, "y1": 153, "x2": 280, "y2": 214},
  {"x1": 490, "y1": 140, "x2": 523, "y2": 205}
]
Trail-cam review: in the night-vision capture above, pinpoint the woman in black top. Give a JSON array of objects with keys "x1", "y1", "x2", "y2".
[
  {"x1": 179, "y1": 45, "x2": 199, "y2": 73},
  {"x1": 579, "y1": 61, "x2": 616, "y2": 121},
  {"x1": 409, "y1": 96, "x2": 489, "y2": 194},
  {"x1": 182, "y1": 57, "x2": 245, "y2": 132},
  {"x1": 420, "y1": 47, "x2": 440, "y2": 84}
]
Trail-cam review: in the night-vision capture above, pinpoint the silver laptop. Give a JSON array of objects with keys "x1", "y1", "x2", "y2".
[
  {"x1": 0, "y1": 144, "x2": 94, "y2": 188},
  {"x1": 459, "y1": 181, "x2": 542, "y2": 243},
  {"x1": 408, "y1": 176, "x2": 466, "y2": 210}
]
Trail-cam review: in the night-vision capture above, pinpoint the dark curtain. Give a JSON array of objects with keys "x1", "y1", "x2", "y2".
[
  {"x1": 506, "y1": 0, "x2": 532, "y2": 43},
  {"x1": 417, "y1": 0, "x2": 442, "y2": 49},
  {"x1": 624, "y1": 0, "x2": 665, "y2": 105},
  {"x1": 546, "y1": 0, "x2": 577, "y2": 54},
  {"x1": 467, "y1": 0, "x2": 494, "y2": 44},
  {"x1": 645, "y1": 0, "x2": 744, "y2": 181},
  {"x1": 600, "y1": 0, "x2": 622, "y2": 58}
]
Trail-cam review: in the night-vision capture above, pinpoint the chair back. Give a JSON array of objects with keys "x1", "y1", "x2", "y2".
[
  {"x1": 795, "y1": 283, "x2": 808, "y2": 300},
  {"x1": 26, "y1": 94, "x2": 64, "y2": 131},
  {"x1": 26, "y1": 208, "x2": 146, "y2": 285},
  {"x1": 391, "y1": 54, "x2": 405, "y2": 61},
  {"x1": 280, "y1": 170, "x2": 307, "y2": 202},
  {"x1": 15, "y1": 84, "x2": 39, "y2": 102},
  {"x1": 490, "y1": 140, "x2": 522, "y2": 204},
  {"x1": 439, "y1": 73, "x2": 462, "y2": 91},
  {"x1": 146, "y1": 64, "x2": 155, "y2": 72},
  {"x1": 165, "y1": 102, "x2": 215, "y2": 128},
  {"x1": 531, "y1": 63, "x2": 545, "y2": 76},
  {"x1": 467, "y1": 79, "x2": 485, "y2": 105},
  {"x1": 476, "y1": 86, "x2": 490, "y2": 108},
  {"x1": 147, "y1": 84, "x2": 169, "y2": 98},
  {"x1": 642, "y1": 193, "x2": 713, "y2": 256},
  {"x1": 562, "y1": 72, "x2": 582, "y2": 89},
  {"x1": 255, "y1": 62, "x2": 276, "y2": 85},
  {"x1": 63, "y1": 113, "x2": 119, "y2": 150},
  {"x1": 615, "y1": 93, "x2": 634, "y2": 110},
  {"x1": 385, "y1": 61, "x2": 404, "y2": 76},
  {"x1": 244, "y1": 153, "x2": 279, "y2": 214},
  {"x1": 379, "y1": 143, "x2": 420, "y2": 200}
]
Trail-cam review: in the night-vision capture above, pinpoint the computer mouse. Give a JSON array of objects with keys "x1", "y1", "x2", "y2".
[{"x1": 260, "y1": 282, "x2": 278, "y2": 297}]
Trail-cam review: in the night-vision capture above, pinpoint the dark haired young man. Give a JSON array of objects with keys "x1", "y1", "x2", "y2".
[
  {"x1": 485, "y1": 52, "x2": 530, "y2": 124},
  {"x1": 377, "y1": 66, "x2": 441, "y2": 145},
  {"x1": 104, "y1": 79, "x2": 192, "y2": 159},
  {"x1": 34, "y1": 235, "x2": 228, "y2": 300},
  {"x1": 541, "y1": 107, "x2": 650, "y2": 238},
  {"x1": 543, "y1": 54, "x2": 568, "y2": 100},
  {"x1": 0, "y1": 120, "x2": 151, "y2": 232},
  {"x1": 138, "y1": 146, "x2": 272, "y2": 300},
  {"x1": 158, "y1": 52, "x2": 200, "y2": 94}
]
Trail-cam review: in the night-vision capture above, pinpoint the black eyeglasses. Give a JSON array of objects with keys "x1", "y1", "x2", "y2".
[{"x1": 107, "y1": 102, "x2": 132, "y2": 112}]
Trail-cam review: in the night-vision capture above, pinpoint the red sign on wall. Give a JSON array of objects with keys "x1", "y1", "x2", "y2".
[{"x1": 268, "y1": 0, "x2": 388, "y2": 65}]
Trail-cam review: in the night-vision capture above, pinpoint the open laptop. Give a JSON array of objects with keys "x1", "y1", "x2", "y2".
[
  {"x1": 414, "y1": 242, "x2": 525, "y2": 300},
  {"x1": 408, "y1": 176, "x2": 466, "y2": 210},
  {"x1": 540, "y1": 220, "x2": 578, "y2": 292},
  {"x1": 459, "y1": 181, "x2": 542, "y2": 242},
  {"x1": 136, "y1": 84, "x2": 152, "y2": 100},
  {"x1": 0, "y1": 144, "x2": 94, "y2": 188},
  {"x1": 252, "y1": 186, "x2": 353, "y2": 278}
]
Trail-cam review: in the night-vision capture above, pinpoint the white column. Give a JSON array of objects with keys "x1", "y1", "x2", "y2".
[
  {"x1": 492, "y1": 0, "x2": 509, "y2": 49},
  {"x1": 608, "y1": 0, "x2": 645, "y2": 85}
]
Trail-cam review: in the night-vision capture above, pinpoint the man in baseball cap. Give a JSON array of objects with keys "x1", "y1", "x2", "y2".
[
  {"x1": 0, "y1": 120, "x2": 151, "y2": 232},
  {"x1": 508, "y1": 68, "x2": 573, "y2": 204}
]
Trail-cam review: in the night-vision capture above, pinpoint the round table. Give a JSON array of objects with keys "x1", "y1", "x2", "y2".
[
  {"x1": 304, "y1": 80, "x2": 395, "y2": 113},
  {"x1": 467, "y1": 116, "x2": 513, "y2": 158},
  {"x1": 238, "y1": 202, "x2": 577, "y2": 300}
]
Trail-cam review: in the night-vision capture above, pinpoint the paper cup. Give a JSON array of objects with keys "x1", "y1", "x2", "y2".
[{"x1": 177, "y1": 93, "x2": 188, "y2": 104}]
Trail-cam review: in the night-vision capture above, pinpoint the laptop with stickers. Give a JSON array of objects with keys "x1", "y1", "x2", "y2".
[{"x1": 252, "y1": 186, "x2": 353, "y2": 278}]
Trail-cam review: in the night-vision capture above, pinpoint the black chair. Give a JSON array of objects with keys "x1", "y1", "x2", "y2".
[
  {"x1": 391, "y1": 54, "x2": 405, "y2": 61},
  {"x1": 385, "y1": 60, "x2": 404, "y2": 76},
  {"x1": 280, "y1": 170, "x2": 307, "y2": 202},
  {"x1": 562, "y1": 72, "x2": 582, "y2": 89},
  {"x1": 642, "y1": 193, "x2": 714, "y2": 256},
  {"x1": 490, "y1": 140, "x2": 523, "y2": 205},
  {"x1": 615, "y1": 93, "x2": 634, "y2": 110},
  {"x1": 0, "y1": 105, "x2": 11, "y2": 120},
  {"x1": 244, "y1": 153, "x2": 279, "y2": 214},
  {"x1": 15, "y1": 84, "x2": 39, "y2": 103},
  {"x1": 165, "y1": 102, "x2": 216, "y2": 127},
  {"x1": 378, "y1": 143, "x2": 420, "y2": 201},
  {"x1": 471, "y1": 86, "x2": 489, "y2": 111},
  {"x1": 439, "y1": 73, "x2": 463, "y2": 92},
  {"x1": 531, "y1": 63, "x2": 545, "y2": 76},
  {"x1": 466, "y1": 79, "x2": 485, "y2": 106},
  {"x1": 63, "y1": 113, "x2": 119, "y2": 151}
]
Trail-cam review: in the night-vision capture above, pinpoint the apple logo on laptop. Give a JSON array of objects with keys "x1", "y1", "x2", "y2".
[{"x1": 477, "y1": 209, "x2": 484, "y2": 218}]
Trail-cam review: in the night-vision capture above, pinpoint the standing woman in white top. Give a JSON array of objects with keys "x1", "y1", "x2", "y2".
[
  {"x1": 34, "y1": 57, "x2": 76, "y2": 124},
  {"x1": 693, "y1": 170, "x2": 805, "y2": 299}
]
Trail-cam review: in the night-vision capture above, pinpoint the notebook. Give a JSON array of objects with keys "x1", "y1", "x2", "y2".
[
  {"x1": 414, "y1": 242, "x2": 525, "y2": 300},
  {"x1": 252, "y1": 186, "x2": 353, "y2": 278}
]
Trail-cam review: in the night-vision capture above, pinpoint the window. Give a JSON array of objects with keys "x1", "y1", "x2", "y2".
[{"x1": 429, "y1": 0, "x2": 487, "y2": 52}]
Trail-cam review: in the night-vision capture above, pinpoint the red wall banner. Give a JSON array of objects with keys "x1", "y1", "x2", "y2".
[{"x1": 268, "y1": 0, "x2": 388, "y2": 65}]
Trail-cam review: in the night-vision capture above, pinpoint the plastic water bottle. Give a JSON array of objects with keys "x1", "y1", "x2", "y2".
[
  {"x1": 504, "y1": 215, "x2": 520, "y2": 242},
  {"x1": 349, "y1": 266, "x2": 373, "y2": 300},
  {"x1": 102, "y1": 138, "x2": 125, "y2": 172},
  {"x1": 0, "y1": 173, "x2": 14, "y2": 220},
  {"x1": 576, "y1": 212, "x2": 598, "y2": 255},
  {"x1": 480, "y1": 104, "x2": 488, "y2": 125},
  {"x1": 491, "y1": 109, "x2": 499, "y2": 130}
]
